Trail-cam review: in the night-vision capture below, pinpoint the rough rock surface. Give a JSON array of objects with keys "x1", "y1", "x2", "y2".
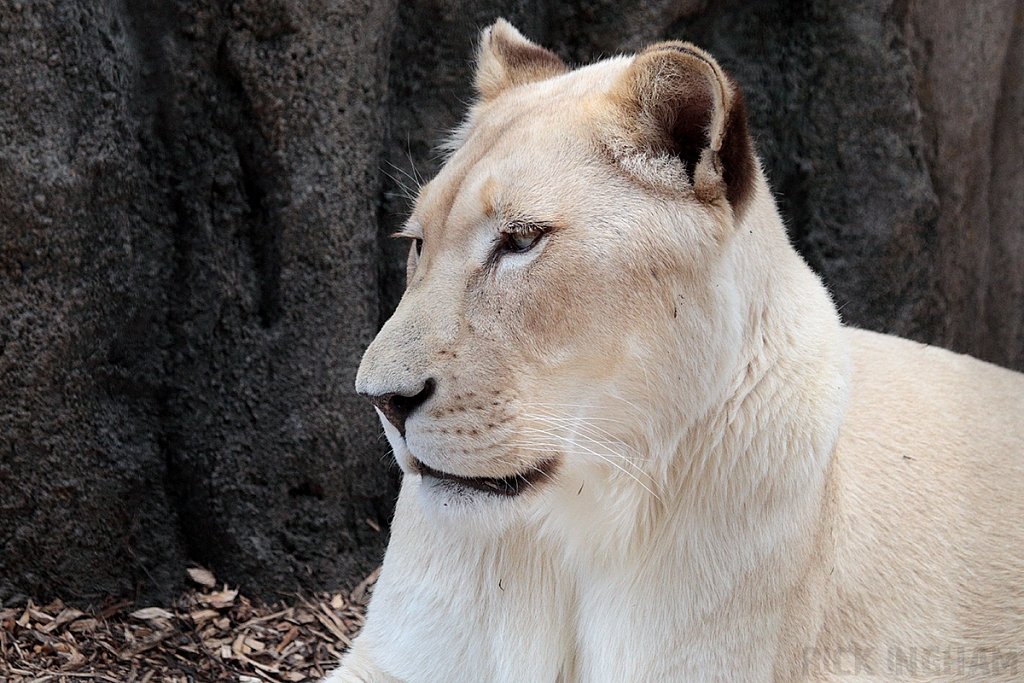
[
  {"x1": 907, "y1": 0, "x2": 1024, "y2": 369},
  {"x1": 1, "y1": 0, "x2": 398, "y2": 603},
  {"x1": 2, "y1": 0, "x2": 1021, "y2": 602},
  {"x1": 138, "y1": 0, "x2": 400, "y2": 600},
  {"x1": 1, "y1": 0, "x2": 186, "y2": 603}
]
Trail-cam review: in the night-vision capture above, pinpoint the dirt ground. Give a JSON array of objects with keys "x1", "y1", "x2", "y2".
[{"x1": 0, "y1": 567, "x2": 375, "y2": 683}]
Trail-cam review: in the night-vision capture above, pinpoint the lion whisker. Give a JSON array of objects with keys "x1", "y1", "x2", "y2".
[
  {"x1": 516, "y1": 427, "x2": 647, "y2": 467},
  {"x1": 525, "y1": 417, "x2": 650, "y2": 463},
  {"x1": 509, "y1": 431, "x2": 662, "y2": 500}
]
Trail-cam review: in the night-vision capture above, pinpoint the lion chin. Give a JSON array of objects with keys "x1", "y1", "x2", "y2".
[{"x1": 325, "y1": 19, "x2": 1024, "y2": 683}]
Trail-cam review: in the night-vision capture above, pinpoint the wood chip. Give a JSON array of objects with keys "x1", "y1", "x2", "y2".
[
  {"x1": 43, "y1": 598, "x2": 66, "y2": 614},
  {"x1": 63, "y1": 648, "x2": 87, "y2": 670},
  {"x1": 236, "y1": 607, "x2": 292, "y2": 630},
  {"x1": 244, "y1": 636, "x2": 266, "y2": 652},
  {"x1": 130, "y1": 607, "x2": 175, "y2": 621},
  {"x1": 312, "y1": 612, "x2": 351, "y2": 648},
  {"x1": 66, "y1": 618, "x2": 99, "y2": 633},
  {"x1": 199, "y1": 588, "x2": 239, "y2": 609},
  {"x1": 186, "y1": 567, "x2": 217, "y2": 588},
  {"x1": 189, "y1": 608, "x2": 220, "y2": 625},
  {"x1": 232, "y1": 633, "x2": 250, "y2": 656},
  {"x1": 275, "y1": 624, "x2": 300, "y2": 654},
  {"x1": 41, "y1": 607, "x2": 85, "y2": 633},
  {"x1": 350, "y1": 566, "x2": 381, "y2": 604},
  {"x1": 0, "y1": 569, "x2": 373, "y2": 683}
]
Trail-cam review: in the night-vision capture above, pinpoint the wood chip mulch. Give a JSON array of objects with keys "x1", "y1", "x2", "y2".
[{"x1": 0, "y1": 566, "x2": 378, "y2": 683}]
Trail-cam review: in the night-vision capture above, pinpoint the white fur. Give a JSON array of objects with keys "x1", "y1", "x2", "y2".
[{"x1": 327, "y1": 24, "x2": 1024, "y2": 683}]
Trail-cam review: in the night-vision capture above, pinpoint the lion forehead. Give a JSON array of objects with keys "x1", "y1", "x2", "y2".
[{"x1": 414, "y1": 122, "x2": 637, "y2": 255}]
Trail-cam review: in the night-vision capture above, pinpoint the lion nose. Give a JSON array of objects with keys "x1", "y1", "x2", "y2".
[{"x1": 365, "y1": 379, "x2": 436, "y2": 437}]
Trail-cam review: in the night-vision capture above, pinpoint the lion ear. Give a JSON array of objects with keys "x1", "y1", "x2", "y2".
[
  {"x1": 611, "y1": 42, "x2": 756, "y2": 212},
  {"x1": 474, "y1": 19, "x2": 568, "y2": 102}
]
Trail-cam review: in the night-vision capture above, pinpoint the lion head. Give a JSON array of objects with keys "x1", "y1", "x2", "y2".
[{"x1": 355, "y1": 20, "x2": 822, "y2": 531}]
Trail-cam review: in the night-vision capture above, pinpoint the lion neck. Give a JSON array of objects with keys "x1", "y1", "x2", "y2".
[{"x1": 541, "y1": 178, "x2": 850, "y2": 593}]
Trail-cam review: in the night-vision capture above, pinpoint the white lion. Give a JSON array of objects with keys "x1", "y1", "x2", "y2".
[{"x1": 327, "y1": 19, "x2": 1024, "y2": 683}]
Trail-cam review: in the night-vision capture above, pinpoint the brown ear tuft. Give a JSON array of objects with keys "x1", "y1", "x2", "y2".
[
  {"x1": 612, "y1": 42, "x2": 756, "y2": 214},
  {"x1": 475, "y1": 19, "x2": 568, "y2": 102}
]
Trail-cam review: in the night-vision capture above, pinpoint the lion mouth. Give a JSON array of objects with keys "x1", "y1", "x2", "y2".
[{"x1": 412, "y1": 457, "x2": 557, "y2": 497}]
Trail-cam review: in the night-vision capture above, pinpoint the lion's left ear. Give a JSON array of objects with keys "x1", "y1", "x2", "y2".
[
  {"x1": 610, "y1": 42, "x2": 756, "y2": 214},
  {"x1": 474, "y1": 19, "x2": 568, "y2": 102}
]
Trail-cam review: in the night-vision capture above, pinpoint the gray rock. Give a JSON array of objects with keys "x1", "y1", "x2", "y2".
[
  {"x1": 1, "y1": 0, "x2": 398, "y2": 602},
  {"x1": 0, "y1": 0, "x2": 185, "y2": 603},
  {"x1": 129, "y1": 0, "x2": 400, "y2": 597},
  {"x1": 907, "y1": 0, "x2": 1024, "y2": 369}
]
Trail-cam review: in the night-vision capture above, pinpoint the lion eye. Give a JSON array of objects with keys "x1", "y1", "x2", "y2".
[
  {"x1": 413, "y1": 238, "x2": 423, "y2": 256},
  {"x1": 488, "y1": 222, "x2": 550, "y2": 266},
  {"x1": 511, "y1": 231, "x2": 540, "y2": 251},
  {"x1": 501, "y1": 227, "x2": 544, "y2": 254}
]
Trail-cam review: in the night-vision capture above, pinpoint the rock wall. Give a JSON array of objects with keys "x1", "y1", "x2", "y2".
[
  {"x1": 1, "y1": 0, "x2": 398, "y2": 604},
  {"x1": 907, "y1": 0, "x2": 1024, "y2": 368},
  {"x1": 1, "y1": 0, "x2": 187, "y2": 604},
  {"x1": 1, "y1": 0, "x2": 1021, "y2": 603}
]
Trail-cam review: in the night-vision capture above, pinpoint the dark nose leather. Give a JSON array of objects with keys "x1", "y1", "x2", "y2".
[{"x1": 366, "y1": 379, "x2": 436, "y2": 437}]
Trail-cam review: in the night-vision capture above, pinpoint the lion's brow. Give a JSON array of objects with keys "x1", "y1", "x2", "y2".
[
  {"x1": 393, "y1": 223, "x2": 423, "y2": 239},
  {"x1": 502, "y1": 217, "x2": 556, "y2": 234}
]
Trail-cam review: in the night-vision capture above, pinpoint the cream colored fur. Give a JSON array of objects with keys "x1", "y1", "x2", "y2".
[{"x1": 326, "y1": 20, "x2": 1024, "y2": 683}]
